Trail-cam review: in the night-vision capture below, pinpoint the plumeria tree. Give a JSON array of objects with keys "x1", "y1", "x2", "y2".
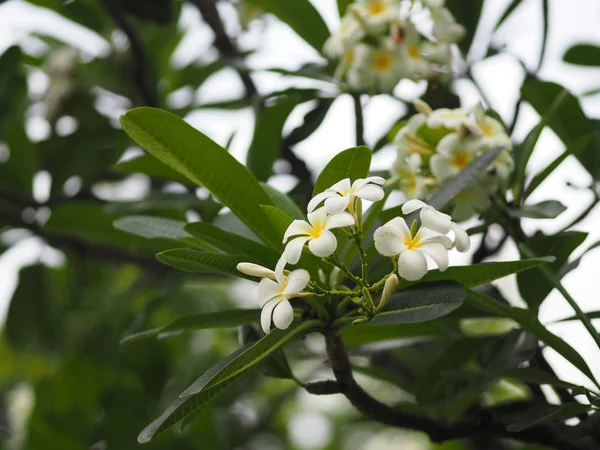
[{"x1": 2, "y1": 1, "x2": 600, "y2": 450}]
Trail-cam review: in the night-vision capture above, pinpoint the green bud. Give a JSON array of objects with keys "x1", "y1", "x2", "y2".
[{"x1": 410, "y1": 219, "x2": 419, "y2": 237}]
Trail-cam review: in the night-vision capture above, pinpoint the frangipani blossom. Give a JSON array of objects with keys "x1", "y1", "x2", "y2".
[
  {"x1": 352, "y1": 0, "x2": 401, "y2": 31},
  {"x1": 466, "y1": 105, "x2": 513, "y2": 151},
  {"x1": 391, "y1": 153, "x2": 428, "y2": 200},
  {"x1": 399, "y1": 21, "x2": 433, "y2": 81},
  {"x1": 427, "y1": 107, "x2": 471, "y2": 129},
  {"x1": 256, "y1": 259, "x2": 310, "y2": 334},
  {"x1": 236, "y1": 262, "x2": 276, "y2": 279},
  {"x1": 491, "y1": 149, "x2": 515, "y2": 182},
  {"x1": 402, "y1": 199, "x2": 470, "y2": 252},
  {"x1": 430, "y1": 133, "x2": 477, "y2": 181},
  {"x1": 348, "y1": 42, "x2": 405, "y2": 92},
  {"x1": 308, "y1": 177, "x2": 386, "y2": 214},
  {"x1": 283, "y1": 208, "x2": 355, "y2": 264},
  {"x1": 394, "y1": 114, "x2": 433, "y2": 158},
  {"x1": 449, "y1": 182, "x2": 492, "y2": 223},
  {"x1": 432, "y1": 7, "x2": 465, "y2": 43},
  {"x1": 374, "y1": 217, "x2": 452, "y2": 281}
]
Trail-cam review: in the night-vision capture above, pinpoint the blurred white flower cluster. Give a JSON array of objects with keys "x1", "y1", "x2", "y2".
[
  {"x1": 323, "y1": 0, "x2": 465, "y2": 92},
  {"x1": 390, "y1": 100, "x2": 514, "y2": 222}
]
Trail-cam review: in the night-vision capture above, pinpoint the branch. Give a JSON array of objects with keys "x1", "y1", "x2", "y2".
[
  {"x1": 353, "y1": 94, "x2": 365, "y2": 146},
  {"x1": 322, "y1": 329, "x2": 598, "y2": 450},
  {"x1": 98, "y1": 0, "x2": 158, "y2": 107},
  {"x1": 304, "y1": 380, "x2": 342, "y2": 395}
]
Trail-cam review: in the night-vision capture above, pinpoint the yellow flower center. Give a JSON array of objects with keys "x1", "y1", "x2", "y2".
[
  {"x1": 367, "y1": 1, "x2": 387, "y2": 14},
  {"x1": 278, "y1": 281, "x2": 288, "y2": 296},
  {"x1": 343, "y1": 49, "x2": 355, "y2": 65},
  {"x1": 309, "y1": 222, "x2": 325, "y2": 239},
  {"x1": 407, "y1": 44, "x2": 421, "y2": 59},
  {"x1": 452, "y1": 151, "x2": 470, "y2": 169},
  {"x1": 373, "y1": 50, "x2": 393, "y2": 72},
  {"x1": 480, "y1": 120, "x2": 495, "y2": 137},
  {"x1": 404, "y1": 233, "x2": 422, "y2": 250}
]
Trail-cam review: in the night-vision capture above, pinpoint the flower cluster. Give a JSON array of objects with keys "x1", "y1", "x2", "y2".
[
  {"x1": 237, "y1": 176, "x2": 469, "y2": 333},
  {"x1": 390, "y1": 101, "x2": 514, "y2": 221},
  {"x1": 323, "y1": 0, "x2": 465, "y2": 92}
]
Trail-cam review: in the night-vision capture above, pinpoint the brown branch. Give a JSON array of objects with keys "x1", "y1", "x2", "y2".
[
  {"x1": 304, "y1": 380, "x2": 342, "y2": 395},
  {"x1": 321, "y1": 329, "x2": 598, "y2": 450},
  {"x1": 98, "y1": 0, "x2": 158, "y2": 107}
]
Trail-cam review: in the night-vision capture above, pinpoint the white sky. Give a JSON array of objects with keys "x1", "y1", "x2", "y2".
[{"x1": 1, "y1": 0, "x2": 600, "y2": 394}]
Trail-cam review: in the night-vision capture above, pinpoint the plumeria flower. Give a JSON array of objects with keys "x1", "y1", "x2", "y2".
[
  {"x1": 348, "y1": 42, "x2": 405, "y2": 92},
  {"x1": 282, "y1": 207, "x2": 355, "y2": 264},
  {"x1": 394, "y1": 113, "x2": 434, "y2": 158},
  {"x1": 323, "y1": 15, "x2": 364, "y2": 59},
  {"x1": 422, "y1": 42, "x2": 452, "y2": 66},
  {"x1": 465, "y1": 104, "x2": 513, "y2": 151},
  {"x1": 491, "y1": 149, "x2": 515, "y2": 182},
  {"x1": 391, "y1": 153, "x2": 428, "y2": 200},
  {"x1": 308, "y1": 177, "x2": 386, "y2": 215},
  {"x1": 256, "y1": 258, "x2": 310, "y2": 334},
  {"x1": 427, "y1": 107, "x2": 471, "y2": 129},
  {"x1": 402, "y1": 199, "x2": 470, "y2": 252},
  {"x1": 423, "y1": 0, "x2": 445, "y2": 8},
  {"x1": 236, "y1": 262, "x2": 277, "y2": 279},
  {"x1": 430, "y1": 133, "x2": 477, "y2": 181},
  {"x1": 374, "y1": 216, "x2": 452, "y2": 281},
  {"x1": 352, "y1": 0, "x2": 401, "y2": 31},
  {"x1": 449, "y1": 182, "x2": 493, "y2": 222},
  {"x1": 398, "y1": 21, "x2": 433, "y2": 81},
  {"x1": 432, "y1": 7, "x2": 465, "y2": 43}
]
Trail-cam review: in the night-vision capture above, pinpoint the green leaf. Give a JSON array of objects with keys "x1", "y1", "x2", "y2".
[
  {"x1": 138, "y1": 366, "x2": 249, "y2": 442},
  {"x1": 341, "y1": 322, "x2": 450, "y2": 346},
  {"x1": 351, "y1": 364, "x2": 413, "y2": 392},
  {"x1": 180, "y1": 320, "x2": 323, "y2": 396},
  {"x1": 245, "y1": 0, "x2": 330, "y2": 52},
  {"x1": 156, "y1": 248, "x2": 252, "y2": 279},
  {"x1": 261, "y1": 183, "x2": 304, "y2": 219},
  {"x1": 494, "y1": 0, "x2": 524, "y2": 31},
  {"x1": 336, "y1": 0, "x2": 352, "y2": 16},
  {"x1": 313, "y1": 146, "x2": 372, "y2": 195},
  {"x1": 426, "y1": 147, "x2": 503, "y2": 213},
  {"x1": 507, "y1": 200, "x2": 567, "y2": 219},
  {"x1": 121, "y1": 309, "x2": 260, "y2": 344},
  {"x1": 400, "y1": 258, "x2": 554, "y2": 289},
  {"x1": 247, "y1": 97, "x2": 298, "y2": 181},
  {"x1": 113, "y1": 216, "x2": 208, "y2": 249},
  {"x1": 466, "y1": 290, "x2": 598, "y2": 386},
  {"x1": 445, "y1": 0, "x2": 484, "y2": 55},
  {"x1": 373, "y1": 282, "x2": 465, "y2": 325},
  {"x1": 120, "y1": 108, "x2": 279, "y2": 248},
  {"x1": 558, "y1": 239, "x2": 600, "y2": 279},
  {"x1": 287, "y1": 98, "x2": 334, "y2": 144},
  {"x1": 521, "y1": 80, "x2": 600, "y2": 180},
  {"x1": 539, "y1": 0, "x2": 549, "y2": 71},
  {"x1": 517, "y1": 232, "x2": 587, "y2": 311},
  {"x1": 469, "y1": 367, "x2": 577, "y2": 389},
  {"x1": 113, "y1": 153, "x2": 193, "y2": 185},
  {"x1": 507, "y1": 402, "x2": 592, "y2": 432},
  {"x1": 119, "y1": 0, "x2": 173, "y2": 24},
  {"x1": 260, "y1": 205, "x2": 294, "y2": 242},
  {"x1": 564, "y1": 43, "x2": 600, "y2": 66},
  {"x1": 185, "y1": 221, "x2": 278, "y2": 265}
]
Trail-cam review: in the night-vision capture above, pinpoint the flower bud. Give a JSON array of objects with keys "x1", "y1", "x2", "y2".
[
  {"x1": 378, "y1": 274, "x2": 399, "y2": 310},
  {"x1": 413, "y1": 99, "x2": 432, "y2": 116},
  {"x1": 236, "y1": 262, "x2": 276, "y2": 279}
]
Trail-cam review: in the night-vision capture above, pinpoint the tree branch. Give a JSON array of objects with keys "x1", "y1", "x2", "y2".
[
  {"x1": 321, "y1": 329, "x2": 598, "y2": 450},
  {"x1": 353, "y1": 94, "x2": 365, "y2": 146},
  {"x1": 98, "y1": 0, "x2": 158, "y2": 107}
]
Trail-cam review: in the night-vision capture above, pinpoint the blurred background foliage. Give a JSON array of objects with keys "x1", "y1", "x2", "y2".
[{"x1": 1, "y1": 0, "x2": 600, "y2": 449}]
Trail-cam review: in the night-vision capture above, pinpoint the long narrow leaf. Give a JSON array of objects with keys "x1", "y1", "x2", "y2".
[{"x1": 156, "y1": 248, "x2": 252, "y2": 279}]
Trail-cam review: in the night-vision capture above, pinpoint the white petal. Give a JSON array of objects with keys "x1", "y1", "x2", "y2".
[
  {"x1": 386, "y1": 216, "x2": 412, "y2": 236},
  {"x1": 398, "y1": 249, "x2": 428, "y2": 281},
  {"x1": 236, "y1": 263, "x2": 275, "y2": 279},
  {"x1": 308, "y1": 230, "x2": 338, "y2": 257},
  {"x1": 258, "y1": 278, "x2": 281, "y2": 307},
  {"x1": 284, "y1": 269, "x2": 310, "y2": 295},
  {"x1": 425, "y1": 235, "x2": 453, "y2": 250},
  {"x1": 307, "y1": 207, "x2": 329, "y2": 228},
  {"x1": 283, "y1": 236, "x2": 311, "y2": 264},
  {"x1": 452, "y1": 223, "x2": 471, "y2": 252},
  {"x1": 355, "y1": 184, "x2": 384, "y2": 202},
  {"x1": 261, "y1": 298, "x2": 279, "y2": 334},
  {"x1": 324, "y1": 195, "x2": 350, "y2": 214},
  {"x1": 283, "y1": 220, "x2": 311, "y2": 243},
  {"x1": 275, "y1": 257, "x2": 287, "y2": 284},
  {"x1": 420, "y1": 242, "x2": 449, "y2": 271},
  {"x1": 401, "y1": 199, "x2": 427, "y2": 214},
  {"x1": 324, "y1": 212, "x2": 355, "y2": 230},
  {"x1": 272, "y1": 299, "x2": 294, "y2": 331},
  {"x1": 307, "y1": 191, "x2": 337, "y2": 213},
  {"x1": 329, "y1": 178, "x2": 352, "y2": 193},
  {"x1": 352, "y1": 176, "x2": 386, "y2": 191},
  {"x1": 421, "y1": 207, "x2": 452, "y2": 234},
  {"x1": 430, "y1": 154, "x2": 456, "y2": 181},
  {"x1": 374, "y1": 222, "x2": 405, "y2": 257}
]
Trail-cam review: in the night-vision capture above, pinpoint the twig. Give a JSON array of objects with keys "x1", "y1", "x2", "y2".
[
  {"x1": 353, "y1": 94, "x2": 365, "y2": 146},
  {"x1": 98, "y1": 0, "x2": 158, "y2": 107},
  {"x1": 304, "y1": 380, "x2": 341, "y2": 395}
]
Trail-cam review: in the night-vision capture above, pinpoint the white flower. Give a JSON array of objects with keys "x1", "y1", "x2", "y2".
[
  {"x1": 450, "y1": 182, "x2": 492, "y2": 223},
  {"x1": 257, "y1": 258, "x2": 310, "y2": 334},
  {"x1": 391, "y1": 153, "x2": 428, "y2": 200},
  {"x1": 352, "y1": 0, "x2": 401, "y2": 31},
  {"x1": 283, "y1": 207, "x2": 355, "y2": 263},
  {"x1": 394, "y1": 113, "x2": 434, "y2": 158},
  {"x1": 402, "y1": 199, "x2": 470, "y2": 252},
  {"x1": 374, "y1": 216, "x2": 452, "y2": 281},
  {"x1": 427, "y1": 107, "x2": 471, "y2": 129},
  {"x1": 378, "y1": 273, "x2": 399, "y2": 309},
  {"x1": 236, "y1": 262, "x2": 276, "y2": 279},
  {"x1": 308, "y1": 177, "x2": 386, "y2": 214},
  {"x1": 432, "y1": 7, "x2": 465, "y2": 43},
  {"x1": 465, "y1": 105, "x2": 512, "y2": 151},
  {"x1": 323, "y1": 15, "x2": 364, "y2": 59},
  {"x1": 491, "y1": 149, "x2": 514, "y2": 182},
  {"x1": 430, "y1": 133, "x2": 478, "y2": 181},
  {"x1": 348, "y1": 42, "x2": 405, "y2": 92},
  {"x1": 422, "y1": 42, "x2": 452, "y2": 66},
  {"x1": 398, "y1": 21, "x2": 433, "y2": 81}
]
